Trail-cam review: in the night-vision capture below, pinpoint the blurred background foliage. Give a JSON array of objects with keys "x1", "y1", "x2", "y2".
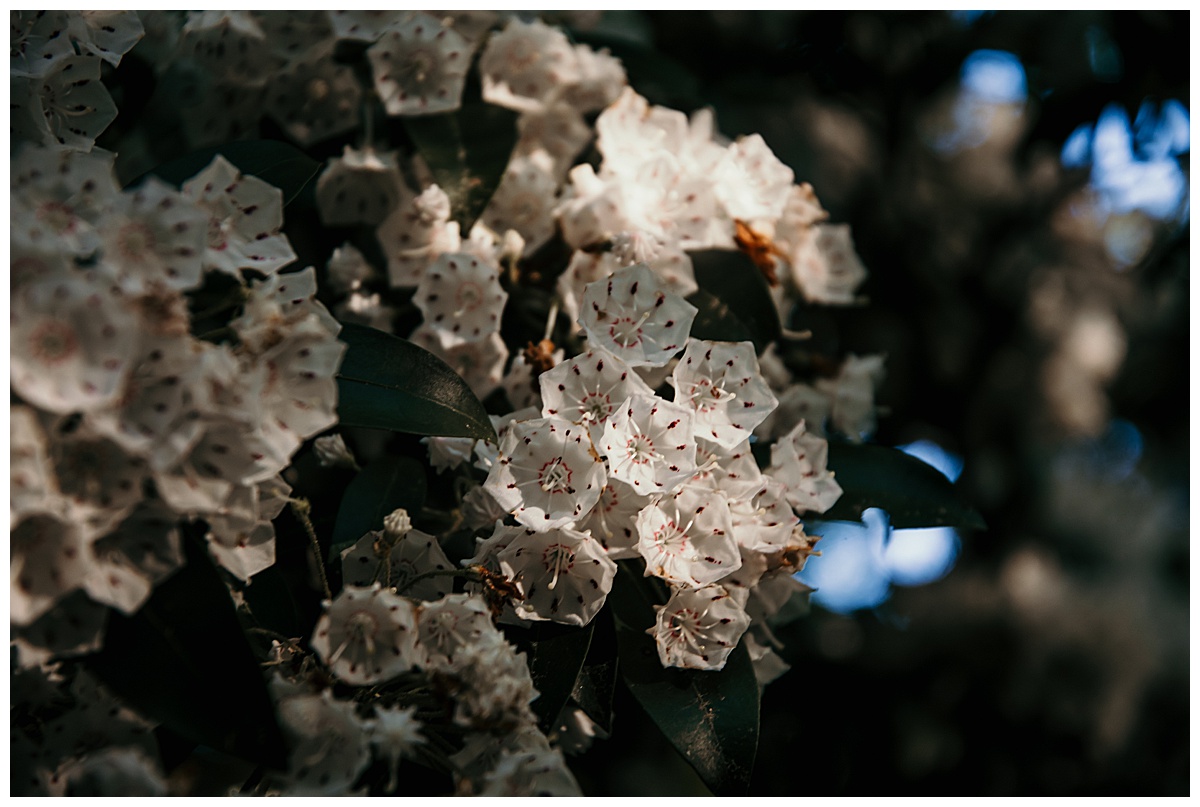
[{"x1": 563, "y1": 9, "x2": 1189, "y2": 796}]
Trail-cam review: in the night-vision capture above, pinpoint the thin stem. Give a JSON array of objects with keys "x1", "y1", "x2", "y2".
[
  {"x1": 396, "y1": 568, "x2": 479, "y2": 596},
  {"x1": 289, "y1": 497, "x2": 332, "y2": 601}
]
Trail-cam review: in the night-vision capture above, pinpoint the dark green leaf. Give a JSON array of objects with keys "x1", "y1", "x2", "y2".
[
  {"x1": 401, "y1": 58, "x2": 518, "y2": 234},
  {"x1": 335, "y1": 321, "x2": 497, "y2": 442},
  {"x1": 126, "y1": 139, "x2": 321, "y2": 206},
  {"x1": 688, "y1": 250, "x2": 782, "y2": 354},
  {"x1": 329, "y1": 455, "x2": 427, "y2": 563},
  {"x1": 821, "y1": 442, "x2": 987, "y2": 530},
  {"x1": 84, "y1": 533, "x2": 287, "y2": 769},
  {"x1": 522, "y1": 621, "x2": 595, "y2": 731},
  {"x1": 571, "y1": 607, "x2": 619, "y2": 734},
  {"x1": 608, "y1": 562, "x2": 760, "y2": 796}
]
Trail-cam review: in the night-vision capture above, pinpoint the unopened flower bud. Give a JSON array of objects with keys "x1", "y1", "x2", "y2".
[
  {"x1": 313, "y1": 434, "x2": 357, "y2": 469},
  {"x1": 383, "y1": 508, "x2": 413, "y2": 540}
]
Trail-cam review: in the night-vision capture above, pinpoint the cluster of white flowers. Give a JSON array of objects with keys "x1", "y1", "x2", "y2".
[{"x1": 12, "y1": 10, "x2": 892, "y2": 797}]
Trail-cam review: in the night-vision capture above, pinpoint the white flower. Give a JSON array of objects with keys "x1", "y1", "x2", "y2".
[
  {"x1": 181, "y1": 155, "x2": 297, "y2": 278},
  {"x1": 460, "y1": 483, "x2": 508, "y2": 530},
  {"x1": 728, "y1": 476, "x2": 800, "y2": 553},
  {"x1": 483, "y1": 416, "x2": 606, "y2": 531},
  {"x1": 443, "y1": 633, "x2": 539, "y2": 730},
  {"x1": 69, "y1": 11, "x2": 145, "y2": 67},
  {"x1": 266, "y1": 56, "x2": 362, "y2": 148},
  {"x1": 650, "y1": 584, "x2": 751, "y2": 671},
  {"x1": 340, "y1": 527, "x2": 455, "y2": 602},
  {"x1": 515, "y1": 104, "x2": 592, "y2": 180},
  {"x1": 313, "y1": 433, "x2": 357, "y2": 469},
  {"x1": 11, "y1": 406, "x2": 61, "y2": 523},
  {"x1": 785, "y1": 223, "x2": 868, "y2": 305},
  {"x1": 479, "y1": 18, "x2": 580, "y2": 113},
  {"x1": 479, "y1": 747, "x2": 582, "y2": 796},
  {"x1": 310, "y1": 584, "x2": 424, "y2": 685},
  {"x1": 12, "y1": 55, "x2": 118, "y2": 152},
  {"x1": 178, "y1": 12, "x2": 280, "y2": 87},
  {"x1": 367, "y1": 12, "x2": 471, "y2": 116},
  {"x1": 11, "y1": 268, "x2": 140, "y2": 414},
  {"x1": 326, "y1": 242, "x2": 375, "y2": 294},
  {"x1": 539, "y1": 348, "x2": 653, "y2": 444},
  {"x1": 480, "y1": 150, "x2": 561, "y2": 256},
  {"x1": 579, "y1": 264, "x2": 697, "y2": 368},
  {"x1": 498, "y1": 525, "x2": 617, "y2": 626},
  {"x1": 818, "y1": 353, "x2": 886, "y2": 441},
  {"x1": 417, "y1": 592, "x2": 497, "y2": 669},
  {"x1": 316, "y1": 146, "x2": 406, "y2": 227},
  {"x1": 377, "y1": 185, "x2": 461, "y2": 288},
  {"x1": 576, "y1": 477, "x2": 649, "y2": 559},
  {"x1": 204, "y1": 477, "x2": 291, "y2": 582},
  {"x1": 636, "y1": 484, "x2": 741, "y2": 588},
  {"x1": 670, "y1": 339, "x2": 779, "y2": 448},
  {"x1": 10, "y1": 11, "x2": 75, "y2": 77},
  {"x1": 600, "y1": 393, "x2": 697, "y2": 495},
  {"x1": 767, "y1": 420, "x2": 843, "y2": 515},
  {"x1": 82, "y1": 502, "x2": 183, "y2": 615},
  {"x1": 97, "y1": 177, "x2": 207, "y2": 294},
  {"x1": 413, "y1": 252, "x2": 508, "y2": 347},
  {"x1": 689, "y1": 438, "x2": 765, "y2": 501},
  {"x1": 10, "y1": 511, "x2": 91, "y2": 627},
  {"x1": 49, "y1": 425, "x2": 150, "y2": 541},
  {"x1": 327, "y1": 10, "x2": 404, "y2": 41},
  {"x1": 713, "y1": 133, "x2": 795, "y2": 223},
  {"x1": 274, "y1": 689, "x2": 372, "y2": 796},
  {"x1": 366, "y1": 705, "x2": 425, "y2": 792}
]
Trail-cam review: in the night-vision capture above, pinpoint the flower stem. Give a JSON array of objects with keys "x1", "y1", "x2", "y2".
[{"x1": 289, "y1": 497, "x2": 332, "y2": 600}]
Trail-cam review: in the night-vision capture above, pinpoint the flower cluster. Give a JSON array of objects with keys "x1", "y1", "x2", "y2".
[{"x1": 12, "y1": 10, "x2": 891, "y2": 797}]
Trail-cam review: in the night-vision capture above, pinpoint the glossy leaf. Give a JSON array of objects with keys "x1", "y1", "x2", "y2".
[
  {"x1": 822, "y1": 442, "x2": 987, "y2": 530},
  {"x1": 688, "y1": 250, "x2": 782, "y2": 354},
  {"x1": 401, "y1": 61, "x2": 518, "y2": 233},
  {"x1": 521, "y1": 621, "x2": 596, "y2": 731},
  {"x1": 335, "y1": 321, "x2": 497, "y2": 442},
  {"x1": 126, "y1": 139, "x2": 321, "y2": 206},
  {"x1": 329, "y1": 455, "x2": 428, "y2": 563},
  {"x1": 571, "y1": 607, "x2": 619, "y2": 734},
  {"x1": 84, "y1": 533, "x2": 287, "y2": 769},
  {"x1": 608, "y1": 562, "x2": 760, "y2": 796}
]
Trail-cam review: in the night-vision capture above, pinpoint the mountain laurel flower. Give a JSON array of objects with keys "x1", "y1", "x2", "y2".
[
  {"x1": 274, "y1": 689, "x2": 372, "y2": 796},
  {"x1": 599, "y1": 393, "x2": 697, "y2": 495},
  {"x1": 483, "y1": 416, "x2": 606, "y2": 531},
  {"x1": 413, "y1": 251, "x2": 508, "y2": 347},
  {"x1": 480, "y1": 150, "x2": 560, "y2": 257},
  {"x1": 98, "y1": 177, "x2": 208, "y2": 294},
  {"x1": 576, "y1": 477, "x2": 649, "y2": 559},
  {"x1": 10, "y1": 511, "x2": 91, "y2": 627},
  {"x1": 785, "y1": 222, "x2": 868, "y2": 305},
  {"x1": 376, "y1": 185, "x2": 461, "y2": 288},
  {"x1": 367, "y1": 12, "x2": 471, "y2": 116},
  {"x1": 579, "y1": 264, "x2": 697, "y2": 368},
  {"x1": 417, "y1": 592, "x2": 498, "y2": 669},
  {"x1": 310, "y1": 584, "x2": 424, "y2": 685},
  {"x1": 313, "y1": 433, "x2": 357, "y2": 469},
  {"x1": 479, "y1": 18, "x2": 580, "y2": 113},
  {"x1": 767, "y1": 420, "x2": 844, "y2": 515},
  {"x1": 265, "y1": 56, "x2": 362, "y2": 148},
  {"x1": 340, "y1": 528, "x2": 455, "y2": 602},
  {"x1": 497, "y1": 526, "x2": 617, "y2": 626},
  {"x1": 670, "y1": 339, "x2": 779, "y2": 449},
  {"x1": 539, "y1": 348, "x2": 653, "y2": 444},
  {"x1": 366, "y1": 705, "x2": 425, "y2": 793},
  {"x1": 12, "y1": 55, "x2": 118, "y2": 152},
  {"x1": 650, "y1": 583, "x2": 752, "y2": 671},
  {"x1": 636, "y1": 484, "x2": 742, "y2": 588},
  {"x1": 181, "y1": 155, "x2": 297, "y2": 278},
  {"x1": 11, "y1": 268, "x2": 140, "y2": 414},
  {"x1": 316, "y1": 146, "x2": 407, "y2": 228},
  {"x1": 479, "y1": 747, "x2": 583, "y2": 797},
  {"x1": 728, "y1": 476, "x2": 801, "y2": 553},
  {"x1": 713, "y1": 133, "x2": 795, "y2": 223}
]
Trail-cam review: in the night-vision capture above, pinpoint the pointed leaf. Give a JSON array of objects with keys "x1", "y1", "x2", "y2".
[
  {"x1": 335, "y1": 321, "x2": 497, "y2": 442},
  {"x1": 608, "y1": 562, "x2": 760, "y2": 796},
  {"x1": 822, "y1": 442, "x2": 986, "y2": 530},
  {"x1": 126, "y1": 139, "x2": 321, "y2": 206},
  {"x1": 401, "y1": 58, "x2": 519, "y2": 233},
  {"x1": 83, "y1": 533, "x2": 287, "y2": 769},
  {"x1": 689, "y1": 250, "x2": 782, "y2": 353},
  {"x1": 571, "y1": 606, "x2": 619, "y2": 734},
  {"x1": 519, "y1": 621, "x2": 595, "y2": 731},
  {"x1": 329, "y1": 455, "x2": 427, "y2": 563}
]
